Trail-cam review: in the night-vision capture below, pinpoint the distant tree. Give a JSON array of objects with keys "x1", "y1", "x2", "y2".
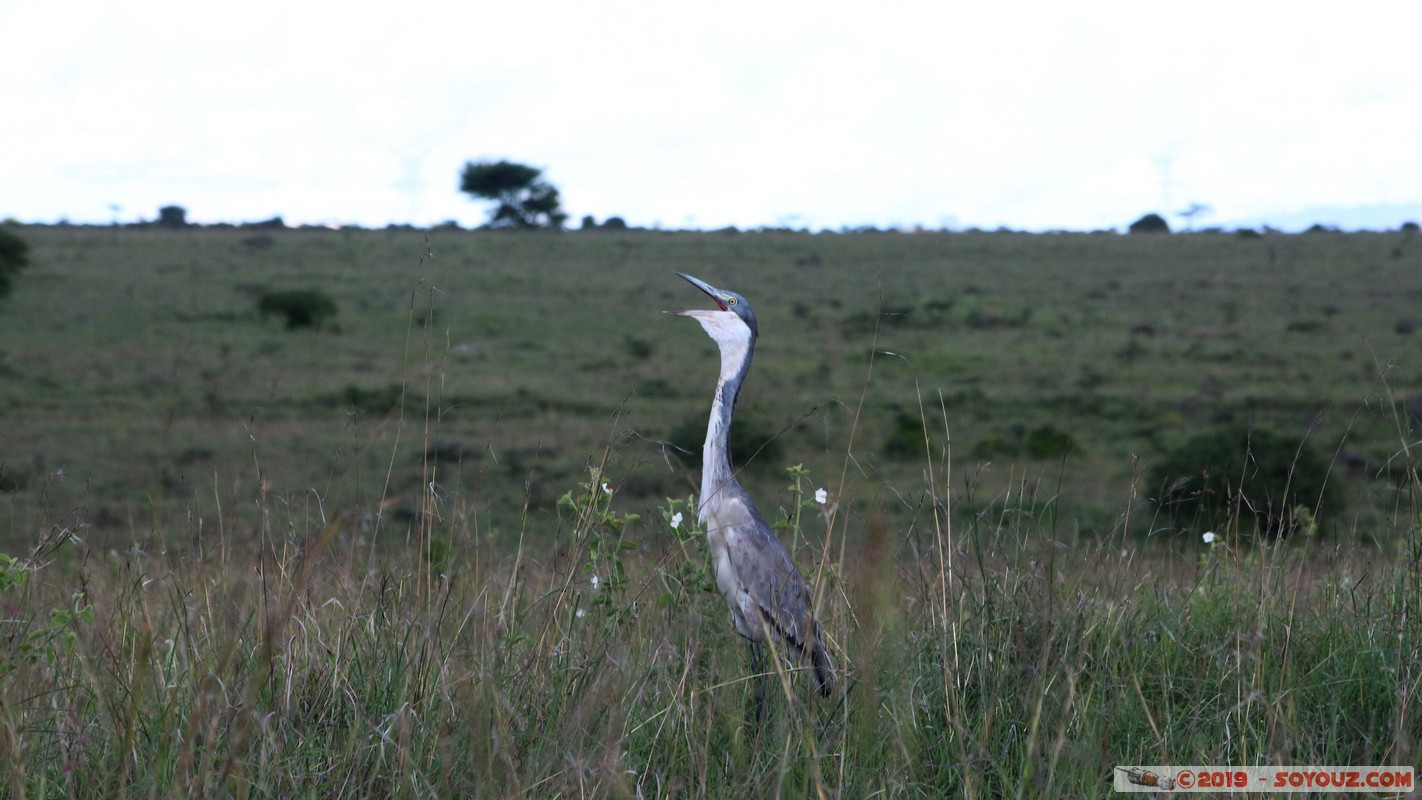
[
  {"x1": 158, "y1": 205, "x2": 188, "y2": 227},
  {"x1": 1177, "y1": 202, "x2": 1212, "y2": 231},
  {"x1": 0, "y1": 226, "x2": 30, "y2": 300},
  {"x1": 459, "y1": 159, "x2": 567, "y2": 229},
  {"x1": 1128, "y1": 213, "x2": 1171, "y2": 234},
  {"x1": 578, "y1": 215, "x2": 628, "y2": 231},
  {"x1": 1400, "y1": 221, "x2": 1418, "y2": 234}
]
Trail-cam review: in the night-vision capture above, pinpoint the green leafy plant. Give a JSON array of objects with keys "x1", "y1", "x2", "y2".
[
  {"x1": 654, "y1": 495, "x2": 713, "y2": 614},
  {"x1": 0, "y1": 553, "x2": 94, "y2": 680},
  {"x1": 559, "y1": 467, "x2": 640, "y2": 616}
]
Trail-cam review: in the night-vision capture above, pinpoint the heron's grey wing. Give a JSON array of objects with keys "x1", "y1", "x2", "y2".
[
  {"x1": 725, "y1": 516, "x2": 818, "y2": 654},
  {"x1": 719, "y1": 504, "x2": 837, "y2": 696}
]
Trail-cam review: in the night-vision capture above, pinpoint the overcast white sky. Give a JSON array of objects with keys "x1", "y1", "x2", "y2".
[{"x1": 2, "y1": 0, "x2": 1419, "y2": 232}]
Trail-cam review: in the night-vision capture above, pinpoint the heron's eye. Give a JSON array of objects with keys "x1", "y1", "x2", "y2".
[{"x1": 726, "y1": 297, "x2": 738, "y2": 306}]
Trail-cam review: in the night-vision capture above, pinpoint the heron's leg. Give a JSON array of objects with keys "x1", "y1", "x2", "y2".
[{"x1": 747, "y1": 641, "x2": 766, "y2": 724}]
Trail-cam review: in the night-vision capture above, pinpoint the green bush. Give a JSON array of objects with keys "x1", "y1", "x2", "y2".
[
  {"x1": 0, "y1": 226, "x2": 30, "y2": 300},
  {"x1": 257, "y1": 289, "x2": 338, "y2": 330},
  {"x1": 1128, "y1": 213, "x2": 1171, "y2": 234},
  {"x1": 342, "y1": 383, "x2": 405, "y2": 414},
  {"x1": 882, "y1": 412, "x2": 935, "y2": 461},
  {"x1": 624, "y1": 335, "x2": 654, "y2": 361},
  {"x1": 668, "y1": 413, "x2": 784, "y2": 472},
  {"x1": 1024, "y1": 424, "x2": 1076, "y2": 459},
  {"x1": 157, "y1": 205, "x2": 188, "y2": 227},
  {"x1": 1149, "y1": 423, "x2": 1339, "y2": 539},
  {"x1": 966, "y1": 423, "x2": 1076, "y2": 461}
]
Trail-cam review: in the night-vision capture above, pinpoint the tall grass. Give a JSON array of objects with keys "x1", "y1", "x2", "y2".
[{"x1": 2, "y1": 409, "x2": 1420, "y2": 798}]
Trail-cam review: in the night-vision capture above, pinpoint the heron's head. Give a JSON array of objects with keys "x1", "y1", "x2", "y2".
[{"x1": 668, "y1": 272, "x2": 759, "y2": 349}]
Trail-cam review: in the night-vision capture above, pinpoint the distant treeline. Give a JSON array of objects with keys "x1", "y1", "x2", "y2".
[{"x1": 10, "y1": 207, "x2": 1420, "y2": 236}]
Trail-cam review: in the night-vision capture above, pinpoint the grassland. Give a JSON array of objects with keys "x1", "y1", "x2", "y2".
[
  {"x1": 1, "y1": 224, "x2": 1420, "y2": 796},
  {"x1": 2, "y1": 225, "x2": 1420, "y2": 544}
]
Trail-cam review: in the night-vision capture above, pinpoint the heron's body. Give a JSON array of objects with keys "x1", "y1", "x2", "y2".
[{"x1": 670, "y1": 273, "x2": 835, "y2": 701}]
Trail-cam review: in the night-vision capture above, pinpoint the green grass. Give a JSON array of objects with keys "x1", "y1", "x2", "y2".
[
  {"x1": 1, "y1": 224, "x2": 1421, "y2": 795},
  {"x1": 2, "y1": 225, "x2": 1420, "y2": 545}
]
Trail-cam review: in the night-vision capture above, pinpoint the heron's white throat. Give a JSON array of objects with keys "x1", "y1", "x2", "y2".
[{"x1": 680, "y1": 309, "x2": 753, "y2": 383}]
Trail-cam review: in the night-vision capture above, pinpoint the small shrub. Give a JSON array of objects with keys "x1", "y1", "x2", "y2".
[
  {"x1": 341, "y1": 383, "x2": 405, "y2": 414},
  {"x1": 964, "y1": 305, "x2": 1032, "y2": 330},
  {"x1": 970, "y1": 434, "x2": 1013, "y2": 460},
  {"x1": 635, "y1": 378, "x2": 679, "y2": 399},
  {"x1": 965, "y1": 424, "x2": 1075, "y2": 461},
  {"x1": 0, "y1": 464, "x2": 32, "y2": 492},
  {"x1": 624, "y1": 335, "x2": 654, "y2": 361},
  {"x1": 882, "y1": 412, "x2": 935, "y2": 461},
  {"x1": 257, "y1": 289, "x2": 338, "y2": 330},
  {"x1": 0, "y1": 226, "x2": 30, "y2": 300},
  {"x1": 424, "y1": 441, "x2": 471, "y2": 463},
  {"x1": 1024, "y1": 424, "x2": 1076, "y2": 459},
  {"x1": 1149, "y1": 423, "x2": 1339, "y2": 539},
  {"x1": 1286, "y1": 319, "x2": 1326, "y2": 333}
]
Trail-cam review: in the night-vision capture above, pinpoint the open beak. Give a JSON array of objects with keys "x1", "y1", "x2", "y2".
[{"x1": 669, "y1": 272, "x2": 729, "y2": 315}]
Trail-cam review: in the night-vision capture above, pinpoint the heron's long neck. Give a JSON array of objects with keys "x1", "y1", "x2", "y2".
[{"x1": 700, "y1": 334, "x2": 754, "y2": 519}]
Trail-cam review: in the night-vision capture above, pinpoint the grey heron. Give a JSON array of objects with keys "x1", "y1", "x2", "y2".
[{"x1": 669, "y1": 272, "x2": 836, "y2": 709}]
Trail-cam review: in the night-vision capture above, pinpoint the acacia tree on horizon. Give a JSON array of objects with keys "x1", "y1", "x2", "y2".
[{"x1": 459, "y1": 159, "x2": 568, "y2": 229}]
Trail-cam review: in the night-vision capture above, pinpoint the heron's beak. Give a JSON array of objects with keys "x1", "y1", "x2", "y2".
[{"x1": 671, "y1": 271, "x2": 729, "y2": 313}]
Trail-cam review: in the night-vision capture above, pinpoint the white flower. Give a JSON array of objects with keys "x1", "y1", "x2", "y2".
[
  {"x1": 591, "y1": 574, "x2": 600, "y2": 590},
  {"x1": 814, "y1": 488, "x2": 828, "y2": 504},
  {"x1": 576, "y1": 608, "x2": 587, "y2": 619},
  {"x1": 601, "y1": 482, "x2": 612, "y2": 495},
  {"x1": 670, "y1": 512, "x2": 683, "y2": 529},
  {"x1": 1202, "y1": 531, "x2": 1216, "y2": 544}
]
